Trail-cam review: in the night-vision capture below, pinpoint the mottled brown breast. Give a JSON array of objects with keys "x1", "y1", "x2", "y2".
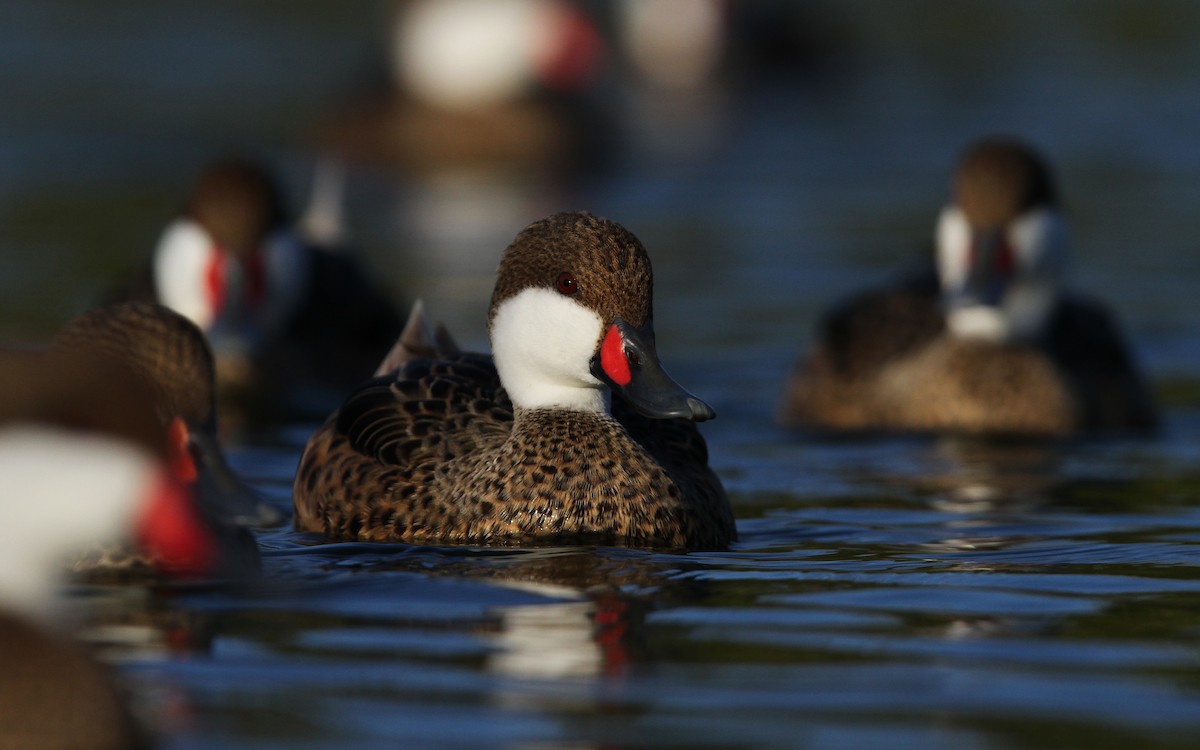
[{"x1": 293, "y1": 352, "x2": 735, "y2": 550}]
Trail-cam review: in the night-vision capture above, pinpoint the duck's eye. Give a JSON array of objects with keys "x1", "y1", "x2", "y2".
[{"x1": 556, "y1": 272, "x2": 578, "y2": 296}]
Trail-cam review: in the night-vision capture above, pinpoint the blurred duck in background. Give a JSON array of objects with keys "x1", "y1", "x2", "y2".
[
  {"x1": 52, "y1": 301, "x2": 277, "y2": 578},
  {"x1": 323, "y1": 0, "x2": 837, "y2": 174},
  {"x1": 121, "y1": 158, "x2": 403, "y2": 420},
  {"x1": 0, "y1": 350, "x2": 218, "y2": 750},
  {"x1": 780, "y1": 136, "x2": 1158, "y2": 437},
  {"x1": 324, "y1": 0, "x2": 608, "y2": 176}
]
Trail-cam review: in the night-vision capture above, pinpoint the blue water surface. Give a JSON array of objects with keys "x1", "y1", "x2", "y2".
[{"x1": 3, "y1": 3, "x2": 1200, "y2": 748}]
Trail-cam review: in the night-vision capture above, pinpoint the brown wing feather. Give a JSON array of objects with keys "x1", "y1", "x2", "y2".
[
  {"x1": 341, "y1": 354, "x2": 511, "y2": 465},
  {"x1": 293, "y1": 353, "x2": 512, "y2": 540},
  {"x1": 818, "y1": 270, "x2": 944, "y2": 379},
  {"x1": 780, "y1": 268, "x2": 944, "y2": 429}
]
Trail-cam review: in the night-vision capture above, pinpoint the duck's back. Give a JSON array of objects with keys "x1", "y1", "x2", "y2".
[
  {"x1": 816, "y1": 269, "x2": 944, "y2": 380},
  {"x1": 294, "y1": 354, "x2": 734, "y2": 549},
  {"x1": 780, "y1": 270, "x2": 945, "y2": 430},
  {"x1": 294, "y1": 352, "x2": 507, "y2": 539},
  {"x1": 262, "y1": 248, "x2": 405, "y2": 393},
  {"x1": 781, "y1": 275, "x2": 1156, "y2": 435},
  {"x1": 1044, "y1": 294, "x2": 1158, "y2": 431}
]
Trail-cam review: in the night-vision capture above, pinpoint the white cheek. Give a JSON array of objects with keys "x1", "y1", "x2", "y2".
[
  {"x1": 0, "y1": 426, "x2": 151, "y2": 540},
  {"x1": 0, "y1": 426, "x2": 153, "y2": 617},
  {"x1": 935, "y1": 205, "x2": 972, "y2": 294},
  {"x1": 489, "y1": 287, "x2": 607, "y2": 412},
  {"x1": 154, "y1": 219, "x2": 219, "y2": 331},
  {"x1": 1008, "y1": 208, "x2": 1070, "y2": 282},
  {"x1": 1002, "y1": 282, "x2": 1057, "y2": 342},
  {"x1": 999, "y1": 208, "x2": 1069, "y2": 341}
]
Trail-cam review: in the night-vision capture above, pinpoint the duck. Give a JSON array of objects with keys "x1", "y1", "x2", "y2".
[
  {"x1": 779, "y1": 136, "x2": 1158, "y2": 436},
  {"x1": 322, "y1": 0, "x2": 608, "y2": 176},
  {"x1": 0, "y1": 351, "x2": 218, "y2": 750},
  {"x1": 0, "y1": 349, "x2": 218, "y2": 593},
  {"x1": 294, "y1": 211, "x2": 735, "y2": 550},
  {"x1": 51, "y1": 301, "x2": 278, "y2": 577},
  {"x1": 118, "y1": 157, "x2": 403, "y2": 416}
]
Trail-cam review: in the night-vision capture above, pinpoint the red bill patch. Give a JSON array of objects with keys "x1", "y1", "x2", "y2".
[
  {"x1": 600, "y1": 324, "x2": 631, "y2": 386},
  {"x1": 136, "y1": 471, "x2": 215, "y2": 578},
  {"x1": 204, "y1": 248, "x2": 228, "y2": 317},
  {"x1": 168, "y1": 416, "x2": 198, "y2": 484}
]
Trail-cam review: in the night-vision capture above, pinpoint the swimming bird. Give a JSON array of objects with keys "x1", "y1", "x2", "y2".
[
  {"x1": 0, "y1": 350, "x2": 217, "y2": 750},
  {"x1": 294, "y1": 211, "x2": 735, "y2": 549},
  {"x1": 780, "y1": 136, "x2": 1157, "y2": 436},
  {"x1": 121, "y1": 157, "x2": 402, "y2": 413},
  {"x1": 52, "y1": 301, "x2": 278, "y2": 576},
  {"x1": 323, "y1": 0, "x2": 607, "y2": 176}
]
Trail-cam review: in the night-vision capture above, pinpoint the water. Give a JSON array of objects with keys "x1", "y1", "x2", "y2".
[{"x1": 5, "y1": 2, "x2": 1200, "y2": 748}]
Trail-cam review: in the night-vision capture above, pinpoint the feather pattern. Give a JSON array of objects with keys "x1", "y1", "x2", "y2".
[{"x1": 295, "y1": 212, "x2": 734, "y2": 549}]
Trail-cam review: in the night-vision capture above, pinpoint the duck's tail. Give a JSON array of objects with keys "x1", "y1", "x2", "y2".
[{"x1": 373, "y1": 300, "x2": 461, "y2": 377}]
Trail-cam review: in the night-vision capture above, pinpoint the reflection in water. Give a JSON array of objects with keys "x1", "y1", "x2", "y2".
[
  {"x1": 905, "y1": 437, "x2": 1070, "y2": 555},
  {"x1": 488, "y1": 588, "x2": 637, "y2": 684},
  {"x1": 76, "y1": 586, "x2": 217, "y2": 662},
  {"x1": 354, "y1": 546, "x2": 683, "y2": 687},
  {"x1": 920, "y1": 436, "x2": 1068, "y2": 512},
  {"x1": 489, "y1": 599, "x2": 602, "y2": 679},
  {"x1": 66, "y1": 584, "x2": 219, "y2": 742}
]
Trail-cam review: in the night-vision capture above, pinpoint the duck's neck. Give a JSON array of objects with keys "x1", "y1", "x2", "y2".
[
  {"x1": 490, "y1": 287, "x2": 612, "y2": 414},
  {"x1": 511, "y1": 389, "x2": 611, "y2": 422}
]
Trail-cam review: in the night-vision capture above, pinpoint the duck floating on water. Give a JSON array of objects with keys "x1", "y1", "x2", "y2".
[
  {"x1": 0, "y1": 349, "x2": 219, "y2": 592},
  {"x1": 120, "y1": 158, "x2": 403, "y2": 418},
  {"x1": 52, "y1": 301, "x2": 278, "y2": 578},
  {"x1": 323, "y1": 0, "x2": 608, "y2": 176},
  {"x1": 780, "y1": 136, "x2": 1157, "y2": 436},
  {"x1": 294, "y1": 211, "x2": 735, "y2": 550}
]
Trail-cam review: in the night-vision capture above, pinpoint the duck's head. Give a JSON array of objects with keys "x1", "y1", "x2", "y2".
[
  {"x1": 53, "y1": 303, "x2": 282, "y2": 529},
  {"x1": 153, "y1": 158, "x2": 311, "y2": 352},
  {"x1": 187, "y1": 158, "x2": 285, "y2": 262},
  {"x1": 935, "y1": 137, "x2": 1070, "y2": 343},
  {"x1": 488, "y1": 212, "x2": 714, "y2": 421}
]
